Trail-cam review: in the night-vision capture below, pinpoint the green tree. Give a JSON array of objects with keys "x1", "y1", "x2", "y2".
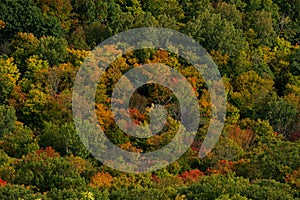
[
  {"x1": 259, "y1": 96, "x2": 298, "y2": 136},
  {"x1": 214, "y1": 2, "x2": 243, "y2": 29},
  {"x1": 10, "y1": 32, "x2": 40, "y2": 73},
  {"x1": 47, "y1": 187, "x2": 109, "y2": 200},
  {"x1": 179, "y1": 174, "x2": 250, "y2": 200},
  {"x1": 0, "y1": 184, "x2": 46, "y2": 200},
  {"x1": 37, "y1": 36, "x2": 69, "y2": 66},
  {"x1": 237, "y1": 118, "x2": 276, "y2": 144},
  {"x1": 13, "y1": 147, "x2": 86, "y2": 192},
  {"x1": 231, "y1": 70, "x2": 275, "y2": 119},
  {"x1": 236, "y1": 140, "x2": 300, "y2": 182},
  {"x1": 0, "y1": 73, "x2": 15, "y2": 105},
  {"x1": 244, "y1": 179, "x2": 296, "y2": 200},
  {"x1": 290, "y1": 47, "x2": 300, "y2": 76},
  {"x1": 0, "y1": 0, "x2": 63, "y2": 41},
  {"x1": 35, "y1": 0, "x2": 73, "y2": 32},
  {"x1": 180, "y1": 174, "x2": 296, "y2": 200},
  {"x1": 180, "y1": 0, "x2": 210, "y2": 22},
  {"x1": 248, "y1": 11, "x2": 277, "y2": 46},
  {"x1": 141, "y1": 0, "x2": 184, "y2": 20},
  {"x1": 68, "y1": 26, "x2": 90, "y2": 50},
  {"x1": 21, "y1": 88, "x2": 73, "y2": 129},
  {"x1": 0, "y1": 149, "x2": 15, "y2": 182},
  {"x1": 110, "y1": 187, "x2": 177, "y2": 200},
  {"x1": 0, "y1": 105, "x2": 16, "y2": 136},
  {"x1": 273, "y1": 0, "x2": 300, "y2": 43},
  {"x1": 72, "y1": 0, "x2": 109, "y2": 25},
  {"x1": 184, "y1": 8, "x2": 246, "y2": 57},
  {"x1": 216, "y1": 194, "x2": 248, "y2": 200},
  {"x1": 0, "y1": 122, "x2": 39, "y2": 158},
  {"x1": 21, "y1": 88, "x2": 52, "y2": 128},
  {"x1": 39, "y1": 122, "x2": 89, "y2": 158}
]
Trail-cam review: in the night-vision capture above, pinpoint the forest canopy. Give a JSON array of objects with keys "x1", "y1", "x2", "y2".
[{"x1": 0, "y1": 0, "x2": 299, "y2": 199}]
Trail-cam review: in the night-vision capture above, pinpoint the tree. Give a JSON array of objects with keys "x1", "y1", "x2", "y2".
[
  {"x1": 47, "y1": 187, "x2": 109, "y2": 200},
  {"x1": 216, "y1": 194, "x2": 248, "y2": 200},
  {"x1": 0, "y1": 184, "x2": 45, "y2": 200},
  {"x1": 72, "y1": 0, "x2": 110, "y2": 25},
  {"x1": 110, "y1": 187, "x2": 177, "y2": 200},
  {"x1": 89, "y1": 171, "x2": 112, "y2": 189},
  {"x1": 0, "y1": 57, "x2": 20, "y2": 83},
  {"x1": 0, "y1": 0, "x2": 63, "y2": 41},
  {"x1": 35, "y1": 0, "x2": 73, "y2": 32},
  {"x1": 13, "y1": 147, "x2": 86, "y2": 192},
  {"x1": 259, "y1": 96, "x2": 298, "y2": 136},
  {"x1": 236, "y1": 140, "x2": 300, "y2": 182},
  {"x1": 10, "y1": 32, "x2": 40, "y2": 73},
  {"x1": 68, "y1": 26, "x2": 90, "y2": 50},
  {"x1": 37, "y1": 36, "x2": 69, "y2": 66},
  {"x1": 273, "y1": 0, "x2": 300, "y2": 43},
  {"x1": 231, "y1": 70, "x2": 275, "y2": 119},
  {"x1": 180, "y1": 174, "x2": 296, "y2": 200},
  {"x1": 248, "y1": 11, "x2": 277, "y2": 46},
  {"x1": 273, "y1": 0, "x2": 300, "y2": 21},
  {"x1": 21, "y1": 88, "x2": 52, "y2": 128},
  {"x1": 39, "y1": 122, "x2": 89, "y2": 158},
  {"x1": 184, "y1": 8, "x2": 246, "y2": 57},
  {"x1": 0, "y1": 105, "x2": 16, "y2": 136},
  {"x1": 23, "y1": 55, "x2": 49, "y2": 81},
  {"x1": 237, "y1": 118, "x2": 276, "y2": 144},
  {"x1": 141, "y1": 0, "x2": 184, "y2": 20},
  {"x1": 0, "y1": 73, "x2": 15, "y2": 105},
  {"x1": 0, "y1": 122, "x2": 39, "y2": 158},
  {"x1": 0, "y1": 57, "x2": 19, "y2": 104},
  {"x1": 0, "y1": 150, "x2": 15, "y2": 182},
  {"x1": 214, "y1": 2, "x2": 243, "y2": 29},
  {"x1": 290, "y1": 47, "x2": 300, "y2": 76}
]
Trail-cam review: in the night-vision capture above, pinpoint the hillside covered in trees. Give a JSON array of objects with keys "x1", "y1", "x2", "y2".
[{"x1": 0, "y1": 0, "x2": 299, "y2": 199}]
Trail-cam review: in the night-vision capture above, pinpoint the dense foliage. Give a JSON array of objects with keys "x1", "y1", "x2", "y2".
[{"x1": 0, "y1": 0, "x2": 299, "y2": 199}]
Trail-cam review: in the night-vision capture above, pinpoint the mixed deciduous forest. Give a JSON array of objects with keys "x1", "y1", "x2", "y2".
[{"x1": 0, "y1": 0, "x2": 300, "y2": 199}]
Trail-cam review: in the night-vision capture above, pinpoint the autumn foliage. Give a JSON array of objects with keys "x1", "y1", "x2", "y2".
[{"x1": 0, "y1": 0, "x2": 299, "y2": 199}]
